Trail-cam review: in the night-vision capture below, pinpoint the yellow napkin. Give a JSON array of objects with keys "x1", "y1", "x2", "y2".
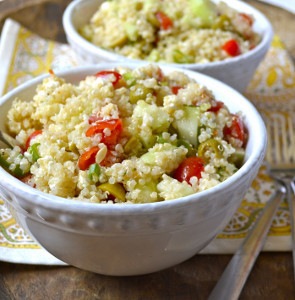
[{"x1": 0, "y1": 18, "x2": 294, "y2": 263}]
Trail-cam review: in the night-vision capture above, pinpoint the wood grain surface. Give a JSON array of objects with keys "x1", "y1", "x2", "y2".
[
  {"x1": 0, "y1": 252, "x2": 294, "y2": 299},
  {"x1": 0, "y1": 1, "x2": 295, "y2": 299}
]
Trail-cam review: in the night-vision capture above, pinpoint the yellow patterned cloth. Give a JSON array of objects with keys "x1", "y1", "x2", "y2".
[{"x1": 0, "y1": 19, "x2": 294, "y2": 263}]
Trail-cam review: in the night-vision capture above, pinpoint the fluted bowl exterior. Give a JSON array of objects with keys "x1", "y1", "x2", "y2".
[
  {"x1": 63, "y1": 0, "x2": 273, "y2": 93},
  {"x1": 0, "y1": 64, "x2": 266, "y2": 275}
]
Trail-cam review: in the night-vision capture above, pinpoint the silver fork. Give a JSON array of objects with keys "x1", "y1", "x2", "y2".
[
  {"x1": 208, "y1": 111, "x2": 295, "y2": 299},
  {"x1": 265, "y1": 112, "x2": 295, "y2": 282}
]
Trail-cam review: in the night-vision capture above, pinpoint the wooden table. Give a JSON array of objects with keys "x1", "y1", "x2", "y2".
[{"x1": 0, "y1": 1, "x2": 295, "y2": 299}]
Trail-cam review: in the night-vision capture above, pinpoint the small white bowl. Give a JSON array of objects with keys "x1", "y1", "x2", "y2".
[
  {"x1": 63, "y1": 0, "x2": 273, "y2": 93},
  {"x1": 0, "y1": 64, "x2": 266, "y2": 276}
]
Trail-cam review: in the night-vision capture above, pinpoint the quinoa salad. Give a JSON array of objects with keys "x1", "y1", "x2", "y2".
[
  {"x1": 80, "y1": 0, "x2": 260, "y2": 63},
  {"x1": 1, "y1": 65, "x2": 246, "y2": 204}
]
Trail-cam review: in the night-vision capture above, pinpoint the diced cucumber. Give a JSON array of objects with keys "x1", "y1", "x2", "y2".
[
  {"x1": 173, "y1": 106, "x2": 200, "y2": 147},
  {"x1": 133, "y1": 100, "x2": 170, "y2": 133},
  {"x1": 147, "y1": 49, "x2": 160, "y2": 62},
  {"x1": 124, "y1": 23, "x2": 138, "y2": 41},
  {"x1": 140, "y1": 144, "x2": 177, "y2": 165},
  {"x1": 140, "y1": 143, "x2": 187, "y2": 173},
  {"x1": 140, "y1": 151, "x2": 157, "y2": 165},
  {"x1": 189, "y1": 0, "x2": 216, "y2": 26},
  {"x1": 132, "y1": 101, "x2": 171, "y2": 148},
  {"x1": 140, "y1": 134, "x2": 157, "y2": 149},
  {"x1": 134, "y1": 180, "x2": 158, "y2": 203}
]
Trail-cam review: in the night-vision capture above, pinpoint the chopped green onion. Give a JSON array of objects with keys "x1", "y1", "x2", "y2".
[
  {"x1": 28, "y1": 143, "x2": 40, "y2": 162},
  {"x1": 0, "y1": 155, "x2": 10, "y2": 169},
  {"x1": 176, "y1": 139, "x2": 197, "y2": 156},
  {"x1": 0, "y1": 155, "x2": 27, "y2": 178},
  {"x1": 88, "y1": 163, "x2": 101, "y2": 182},
  {"x1": 172, "y1": 50, "x2": 193, "y2": 64},
  {"x1": 176, "y1": 139, "x2": 191, "y2": 149},
  {"x1": 13, "y1": 165, "x2": 26, "y2": 178},
  {"x1": 157, "y1": 134, "x2": 168, "y2": 144}
]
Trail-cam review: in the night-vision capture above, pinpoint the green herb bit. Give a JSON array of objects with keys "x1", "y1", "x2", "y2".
[
  {"x1": 28, "y1": 143, "x2": 41, "y2": 162},
  {"x1": 172, "y1": 49, "x2": 193, "y2": 64},
  {"x1": 88, "y1": 163, "x2": 101, "y2": 183},
  {"x1": 0, "y1": 154, "x2": 28, "y2": 178},
  {"x1": 13, "y1": 164, "x2": 27, "y2": 178},
  {"x1": 0, "y1": 155, "x2": 10, "y2": 169},
  {"x1": 176, "y1": 139, "x2": 191, "y2": 149},
  {"x1": 176, "y1": 139, "x2": 197, "y2": 156},
  {"x1": 217, "y1": 166, "x2": 227, "y2": 181},
  {"x1": 157, "y1": 134, "x2": 169, "y2": 144}
]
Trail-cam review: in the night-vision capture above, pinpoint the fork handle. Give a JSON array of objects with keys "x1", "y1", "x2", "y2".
[
  {"x1": 287, "y1": 181, "x2": 295, "y2": 284},
  {"x1": 208, "y1": 187, "x2": 285, "y2": 300}
]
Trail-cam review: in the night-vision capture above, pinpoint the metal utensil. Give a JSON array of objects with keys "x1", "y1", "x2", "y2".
[
  {"x1": 207, "y1": 186, "x2": 285, "y2": 300},
  {"x1": 265, "y1": 112, "x2": 295, "y2": 283},
  {"x1": 208, "y1": 110, "x2": 295, "y2": 299}
]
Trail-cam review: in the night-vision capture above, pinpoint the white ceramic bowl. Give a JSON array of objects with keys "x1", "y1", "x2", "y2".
[
  {"x1": 0, "y1": 64, "x2": 266, "y2": 276},
  {"x1": 63, "y1": 0, "x2": 273, "y2": 93}
]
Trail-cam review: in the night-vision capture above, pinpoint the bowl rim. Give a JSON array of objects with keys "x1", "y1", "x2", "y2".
[
  {"x1": 62, "y1": 0, "x2": 273, "y2": 69},
  {"x1": 0, "y1": 63, "x2": 267, "y2": 215}
]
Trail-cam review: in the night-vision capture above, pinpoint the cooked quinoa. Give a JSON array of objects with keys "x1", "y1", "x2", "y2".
[
  {"x1": 1, "y1": 64, "x2": 246, "y2": 203},
  {"x1": 80, "y1": 0, "x2": 260, "y2": 63}
]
